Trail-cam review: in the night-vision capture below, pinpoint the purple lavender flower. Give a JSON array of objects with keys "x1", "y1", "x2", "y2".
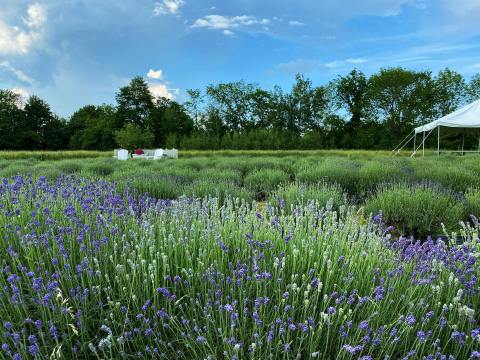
[
  {"x1": 358, "y1": 320, "x2": 369, "y2": 331},
  {"x1": 451, "y1": 331, "x2": 466, "y2": 345},
  {"x1": 406, "y1": 314, "x2": 416, "y2": 326}
]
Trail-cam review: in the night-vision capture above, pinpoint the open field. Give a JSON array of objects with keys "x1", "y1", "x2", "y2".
[
  {"x1": 1, "y1": 151, "x2": 480, "y2": 359},
  {"x1": 0, "y1": 151, "x2": 479, "y2": 236}
]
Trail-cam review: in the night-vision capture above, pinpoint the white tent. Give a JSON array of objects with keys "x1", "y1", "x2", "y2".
[
  {"x1": 415, "y1": 99, "x2": 480, "y2": 134},
  {"x1": 393, "y1": 99, "x2": 480, "y2": 157}
]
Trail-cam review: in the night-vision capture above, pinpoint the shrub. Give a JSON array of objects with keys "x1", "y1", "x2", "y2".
[
  {"x1": 244, "y1": 168, "x2": 290, "y2": 196},
  {"x1": 32, "y1": 163, "x2": 62, "y2": 180},
  {"x1": 364, "y1": 183, "x2": 466, "y2": 237},
  {"x1": 466, "y1": 188, "x2": 480, "y2": 219},
  {"x1": 296, "y1": 157, "x2": 360, "y2": 194},
  {"x1": 411, "y1": 160, "x2": 480, "y2": 192},
  {"x1": 273, "y1": 183, "x2": 345, "y2": 212},
  {"x1": 57, "y1": 159, "x2": 84, "y2": 174},
  {"x1": 84, "y1": 160, "x2": 116, "y2": 176},
  {"x1": 118, "y1": 174, "x2": 182, "y2": 199},
  {"x1": 183, "y1": 179, "x2": 252, "y2": 202}
]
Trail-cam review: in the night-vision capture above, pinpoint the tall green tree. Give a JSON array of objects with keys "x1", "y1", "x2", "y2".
[
  {"x1": 285, "y1": 74, "x2": 328, "y2": 133},
  {"x1": 433, "y1": 68, "x2": 467, "y2": 116},
  {"x1": 368, "y1": 68, "x2": 436, "y2": 131},
  {"x1": 68, "y1": 105, "x2": 116, "y2": 150},
  {"x1": 115, "y1": 76, "x2": 154, "y2": 128},
  {"x1": 148, "y1": 98, "x2": 194, "y2": 146},
  {"x1": 468, "y1": 73, "x2": 480, "y2": 103},
  {"x1": 0, "y1": 90, "x2": 25, "y2": 150},
  {"x1": 184, "y1": 89, "x2": 204, "y2": 129},
  {"x1": 24, "y1": 95, "x2": 56, "y2": 149},
  {"x1": 206, "y1": 81, "x2": 257, "y2": 132},
  {"x1": 331, "y1": 69, "x2": 371, "y2": 125}
]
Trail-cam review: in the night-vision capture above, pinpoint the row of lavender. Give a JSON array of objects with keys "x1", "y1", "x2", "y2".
[{"x1": 0, "y1": 174, "x2": 479, "y2": 359}]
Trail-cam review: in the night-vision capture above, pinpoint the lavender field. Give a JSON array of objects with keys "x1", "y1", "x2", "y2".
[{"x1": 0, "y1": 170, "x2": 479, "y2": 359}]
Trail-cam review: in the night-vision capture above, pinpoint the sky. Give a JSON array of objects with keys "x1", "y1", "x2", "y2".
[{"x1": 1, "y1": 0, "x2": 480, "y2": 117}]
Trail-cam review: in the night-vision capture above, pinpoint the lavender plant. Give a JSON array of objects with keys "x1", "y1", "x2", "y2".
[{"x1": 0, "y1": 174, "x2": 479, "y2": 359}]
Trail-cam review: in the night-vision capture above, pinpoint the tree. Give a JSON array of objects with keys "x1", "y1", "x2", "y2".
[
  {"x1": 147, "y1": 98, "x2": 194, "y2": 147},
  {"x1": 42, "y1": 116, "x2": 69, "y2": 150},
  {"x1": 433, "y1": 68, "x2": 467, "y2": 116},
  {"x1": 115, "y1": 76, "x2": 154, "y2": 128},
  {"x1": 206, "y1": 81, "x2": 258, "y2": 132},
  {"x1": 114, "y1": 123, "x2": 155, "y2": 150},
  {"x1": 184, "y1": 89, "x2": 204, "y2": 128},
  {"x1": 0, "y1": 90, "x2": 25, "y2": 150},
  {"x1": 332, "y1": 69, "x2": 371, "y2": 125},
  {"x1": 368, "y1": 68, "x2": 436, "y2": 130},
  {"x1": 68, "y1": 105, "x2": 116, "y2": 150},
  {"x1": 468, "y1": 73, "x2": 480, "y2": 103},
  {"x1": 285, "y1": 74, "x2": 328, "y2": 133},
  {"x1": 24, "y1": 95, "x2": 56, "y2": 149}
]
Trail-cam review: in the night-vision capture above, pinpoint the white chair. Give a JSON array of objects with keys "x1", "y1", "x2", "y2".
[
  {"x1": 117, "y1": 149, "x2": 129, "y2": 160},
  {"x1": 165, "y1": 148, "x2": 178, "y2": 159},
  {"x1": 154, "y1": 149, "x2": 164, "y2": 160}
]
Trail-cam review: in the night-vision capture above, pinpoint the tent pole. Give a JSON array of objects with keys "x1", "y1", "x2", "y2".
[
  {"x1": 422, "y1": 131, "x2": 425, "y2": 157},
  {"x1": 462, "y1": 130, "x2": 465, "y2": 156},
  {"x1": 478, "y1": 131, "x2": 480, "y2": 153},
  {"x1": 437, "y1": 126, "x2": 440, "y2": 158},
  {"x1": 413, "y1": 133, "x2": 416, "y2": 156}
]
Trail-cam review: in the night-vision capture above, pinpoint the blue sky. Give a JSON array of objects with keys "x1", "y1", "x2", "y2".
[{"x1": 1, "y1": 0, "x2": 480, "y2": 117}]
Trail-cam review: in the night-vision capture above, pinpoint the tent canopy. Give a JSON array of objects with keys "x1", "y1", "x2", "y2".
[{"x1": 415, "y1": 99, "x2": 480, "y2": 134}]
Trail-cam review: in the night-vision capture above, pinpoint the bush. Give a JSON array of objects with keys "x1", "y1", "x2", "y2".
[
  {"x1": 57, "y1": 159, "x2": 85, "y2": 174},
  {"x1": 183, "y1": 179, "x2": 253, "y2": 202},
  {"x1": 244, "y1": 168, "x2": 290, "y2": 196},
  {"x1": 364, "y1": 183, "x2": 466, "y2": 237},
  {"x1": 296, "y1": 157, "x2": 360, "y2": 194},
  {"x1": 117, "y1": 174, "x2": 182, "y2": 199},
  {"x1": 411, "y1": 160, "x2": 480, "y2": 192},
  {"x1": 466, "y1": 188, "x2": 480, "y2": 219},
  {"x1": 84, "y1": 160, "x2": 116, "y2": 176},
  {"x1": 273, "y1": 183, "x2": 345, "y2": 212}
]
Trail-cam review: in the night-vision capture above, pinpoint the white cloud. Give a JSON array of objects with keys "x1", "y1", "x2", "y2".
[
  {"x1": 23, "y1": 3, "x2": 47, "y2": 28},
  {"x1": 147, "y1": 68, "x2": 163, "y2": 79},
  {"x1": 0, "y1": 3, "x2": 46, "y2": 55},
  {"x1": 288, "y1": 20, "x2": 305, "y2": 26},
  {"x1": 153, "y1": 0, "x2": 185, "y2": 16},
  {"x1": 346, "y1": 58, "x2": 368, "y2": 64},
  {"x1": 0, "y1": 61, "x2": 35, "y2": 84},
  {"x1": 191, "y1": 15, "x2": 271, "y2": 34},
  {"x1": 149, "y1": 83, "x2": 174, "y2": 99},
  {"x1": 12, "y1": 87, "x2": 29, "y2": 100}
]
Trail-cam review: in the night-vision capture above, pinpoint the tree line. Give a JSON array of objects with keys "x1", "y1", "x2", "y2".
[{"x1": 1, "y1": 67, "x2": 480, "y2": 151}]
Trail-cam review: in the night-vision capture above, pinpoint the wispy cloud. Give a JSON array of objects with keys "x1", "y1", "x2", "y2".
[
  {"x1": 191, "y1": 15, "x2": 271, "y2": 35},
  {"x1": 346, "y1": 58, "x2": 367, "y2": 64},
  {"x1": 0, "y1": 61, "x2": 35, "y2": 84},
  {"x1": 288, "y1": 20, "x2": 305, "y2": 26},
  {"x1": 153, "y1": 0, "x2": 185, "y2": 16}
]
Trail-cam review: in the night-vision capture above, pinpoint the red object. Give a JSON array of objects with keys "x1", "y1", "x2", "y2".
[{"x1": 134, "y1": 148, "x2": 144, "y2": 155}]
